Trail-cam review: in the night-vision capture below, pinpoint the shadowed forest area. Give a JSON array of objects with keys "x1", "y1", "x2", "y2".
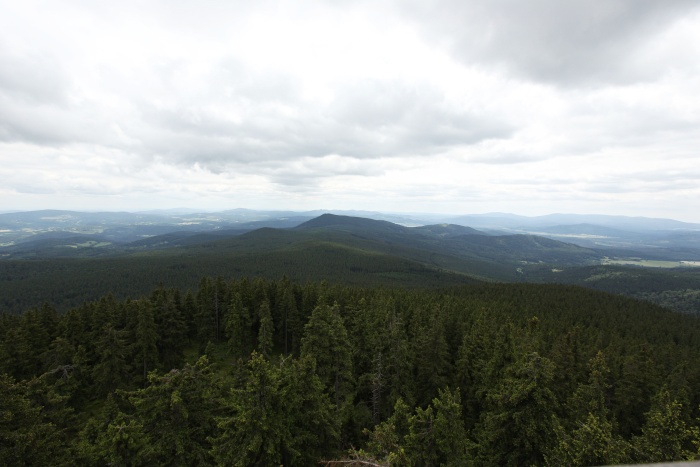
[{"x1": 3, "y1": 276, "x2": 700, "y2": 465}]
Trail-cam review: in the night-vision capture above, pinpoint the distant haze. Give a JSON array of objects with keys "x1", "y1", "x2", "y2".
[{"x1": 1, "y1": 1, "x2": 700, "y2": 222}]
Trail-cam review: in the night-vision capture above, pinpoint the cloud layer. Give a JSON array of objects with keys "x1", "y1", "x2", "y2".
[{"x1": 1, "y1": 0, "x2": 699, "y2": 220}]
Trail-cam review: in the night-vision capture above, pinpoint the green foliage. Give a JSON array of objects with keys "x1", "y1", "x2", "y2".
[
  {"x1": 133, "y1": 301, "x2": 159, "y2": 383},
  {"x1": 225, "y1": 291, "x2": 252, "y2": 358},
  {"x1": 128, "y1": 356, "x2": 219, "y2": 465},
  {"x1": 256, "y1": 300, "x2": 274, "y2": 357},
  {"x1": 301, "y1": 303, "x2": 354, "y2": 423},
  {"x1": 79, "y1": 356, "x2": 220, "y2": 466},
  {"x1": 569, "y1": 351, "x2": 613, "y2": 421},
  {"x1": 0, "y1": 373, "x2": 66, "y2": 466},
  {"x1": 614, "y1": 344, "x2": 662, "y2": 437},
  {"x1": 548, "y1": 352, "x2": 631, "y2": 466},
  {"x1": 405, "y1": 388, "x2": 472, "y2": 466},
  {"x1": 412, "y1": 311, "x2": 453, "y2": 407},
  {"x1": 75, "y1": 394, "x2": 149, "y2": 466},
  {"x1": 632, "y1": 387, "x2": 696, "y2": 462},
  {"x1": 92, "y1": 323, "x2": 131, "y2": 395},
  {"x1": 365, "y1": 389, "x2": 472, "y2": 466},
  {"x1": 3, "y1": 276, "x2": 700, "y2": 465},
  {"x1": 549, "y1": 412, "x2": 631, "y2": 466},
  {"x1": 476, "y1": 352, "x2": 558, "y2": 466},
  {"x1": 364, "y1": 397, "x2": 413, "y2": 465},
  {"x1": 151, "y1": 287, "x2": 187, "y2": 370},
  {"x1": 211, "y1": 352, "x2": 338, "y2": 466}
]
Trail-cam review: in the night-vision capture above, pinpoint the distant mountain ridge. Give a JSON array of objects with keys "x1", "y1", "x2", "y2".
[
  {"x1": 448, "y1": 212, "x2": 700, "y2": 232},
  {"x1": 296, "y1": 213, "x2": 408, "y2": 233},
  {"x1": 3, "y1": 208, "x2": 699, "y2": 231},
  {"x1": 297, "y1": 214, "x2": 485, "y2": 238},
  {"x1": 1, "y1": 211, "x2": 700, "y2": 314},
  {"x1": 2, "y1": 208, "x2": 699, "y2": 262},
  {"x1": 0, "y1": 211, "x2": 606, "y2": 276}
]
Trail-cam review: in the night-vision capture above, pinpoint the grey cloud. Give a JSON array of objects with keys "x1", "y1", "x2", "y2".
[
  {"x1": 612, "y1": 169, "x2": 700, "y2": 192},
  {"x1": 0, "y1": 94, "x2": 124, "y2": 147},
  {"x1": 467, "y1": 151, "x2": 549, "y2": 165},
  {"x1": 0, "y1": 52, "x2": 81, "y2": 144},
  {"x1": 15, "y1": 184, "x2": 55, "y2": 195},
  {"x1": 135, "y1": 75, "x2": 513, "y2": 172},
  {"x1": 2, "y1": 0, "x2": 697, "y2": 220},
  {"x1": 400, "y1": 0, "x2": 700, "y2": 86},
  {"x1": 527, "y1": 165, "x2": 700, "y2": 195},
  {"x1": 555, "y1": 96, "x2": 700, "y2": 157},
  {"x1": 0, "y1": 53, "x2": 71, "y2": 105},
  {"x1": 263, "y1": 155, "x2": 379, "y2": 187},
  {"x1": 582, "y1": 179, "x2": 696, "y2": 194},
  {"x1": 0, "y1": 99, "x2": 74, "y2": 145},
  {"x1": 633, "y1": 169, "x2": 700, "y2": 183},
  {"x1": 330, "y1": 80, "x2": 512, "y2": 155}
]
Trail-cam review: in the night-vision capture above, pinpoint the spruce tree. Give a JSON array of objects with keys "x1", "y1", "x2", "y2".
[
  {"x1": 257, "y1": 300, "x2": 274, "y2": 357},
  {"x1": 301, "y1": 303, "x2": 354, "y2": 440}
]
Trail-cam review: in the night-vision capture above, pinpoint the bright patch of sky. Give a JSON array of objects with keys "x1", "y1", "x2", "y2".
[{"x1": 1, "y1": 0, "x2": 699, "y2": 221}]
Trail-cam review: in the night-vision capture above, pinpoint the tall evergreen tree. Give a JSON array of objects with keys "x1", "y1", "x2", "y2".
[
  {"x1": 476, "y1": 352, "x2": 558, "y2": 466},
  {"x1": 212, "y1": 352, "x2": 282, "y2": 466},
  {"x1": 412, "y1": 311, "x2": 453, "y2": 407},
  {"x1": 277, "y1": 280, "x2": 300, "y2": 355},
  {"x1": 133, "y1": 301, "x2": 159, "y2": 384},
  {"x1": 257, "y1": 300, "x2": 274, "y2": 357},
  {"x1": 225, "y1": 291, "x2": 252, "y2": 358},
  {"x1": 126, "y1": 356, "x2": 219, "y2": 465},
  {"x1": 92, "y1": 323, "x2": 130, "y2": 395},
  {"x1": 301, "y1": 303, "x2": 354, "y2": 436},
  {"x1": 615, "y1": 344, "x2": 661, "y2": 437},
  {"x1": 404, "y1": 387, "x2": 472, "y2": 466},
  {"x1": 76, "y1": 393, "x2": 150, "y2": 466},
  {"x1": 211, "y1": 352, "x2": 338, "y2": 466},
  {"x1": 151, "y1": 287, "x2": 187, "y2": 370},
  {"x1": 632, "y1": 387, "x2": 695, "y2": 463},
  {"x1": 548, "y1": 352, "x2": 631, "y2": 466}
]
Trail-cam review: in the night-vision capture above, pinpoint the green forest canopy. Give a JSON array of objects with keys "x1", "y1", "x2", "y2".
[{"x1": 3, "y1": 277, "x2": 700, "y2": 465}]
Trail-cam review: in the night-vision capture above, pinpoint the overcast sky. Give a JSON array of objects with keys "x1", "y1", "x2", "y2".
[{"x1": 1, "y1": 1, "x2": 699, "y2": 221}]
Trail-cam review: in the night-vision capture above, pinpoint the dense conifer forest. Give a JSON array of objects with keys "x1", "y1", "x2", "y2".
[{"x1": 3, "y1": 276, "x2": 700, "y2": 465}]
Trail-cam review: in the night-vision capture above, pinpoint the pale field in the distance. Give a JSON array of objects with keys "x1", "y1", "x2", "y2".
[{"x1": 602, "y1": 258, "x2": 700, "y2": 268}]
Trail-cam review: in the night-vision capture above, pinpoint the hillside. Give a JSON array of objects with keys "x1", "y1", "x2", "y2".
[
  {"x1": 528, "y1": 264, "x2": 700, "y2": 314},
  {"x1": 2, "y1": 213, "x2": 699, "y2": 314},
  {"x1": 3, "y1": 208, "x2": 699, "y2": 262},
  {"x1": 0, "y1": 213, "x2": 606, "y2": 313}
]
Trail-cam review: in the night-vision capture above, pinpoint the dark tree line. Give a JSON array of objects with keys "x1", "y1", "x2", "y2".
[{"x1": 2, "y1": 277, "x2": 700, "y2": 465}]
